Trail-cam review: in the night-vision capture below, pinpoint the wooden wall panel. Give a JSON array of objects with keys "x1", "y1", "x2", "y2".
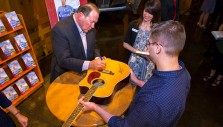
[
  {"x1": 0, "y1": 0, "x2": 11, "y2": 12},
  {"x1": 1, "y1": 0, "x2": 52, "y2": 60}
]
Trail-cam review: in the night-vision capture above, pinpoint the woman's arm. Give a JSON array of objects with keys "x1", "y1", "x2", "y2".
[
  {"x1": 6, "y1": 104, "x2": 28, "y2": 127},
  {"x1": 123, "y1": 42, "x2": 138, "y2": 53},
  {"x1": 130, "y1": 70, "x2": 145, "y2": 87}
]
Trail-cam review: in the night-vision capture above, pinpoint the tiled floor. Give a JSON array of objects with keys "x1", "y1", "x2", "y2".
[{"x1": 10, "y1": 8, "x2": 223, "y2": 127}]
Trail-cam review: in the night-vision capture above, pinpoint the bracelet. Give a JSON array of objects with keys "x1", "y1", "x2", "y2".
[{"x1": 14, "y1": 110, "x2": 20, "y2": 116}]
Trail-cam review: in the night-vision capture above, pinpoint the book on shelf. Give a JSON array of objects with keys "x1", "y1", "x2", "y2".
[
  {"x1": 0, "y1": 68, "x2": 10, "y2": 85},
  {"x1": 26, "y1": 71, "x2": 39, "y2": 86},
  {"x1": 211, "y1": 31, "x2": 223, "y2": 40},
  {"x1": 0, "y1": 40, "x2": 16, "y2": 57},
  {"x1": 21, "y1": 53, "x2": 36, "y2": 68},
  {"x1": 2, "y1": 86, "x2": 19, "y2": 102},
  {"x1": 8, "y1": 60, "x2": 23, "y2": 77},
  {"x1": 14, "y1": 34, "x2": 29, "y2": 51},
  {"x1": 15, "y1": 78, "x2": 29, "y2": 94},
  {"x1": 4, "y1": 11, "x2": 21, "y2": 30},
  {"x1": 0, "y1": 19, "x2": 7, "y2": 34}
]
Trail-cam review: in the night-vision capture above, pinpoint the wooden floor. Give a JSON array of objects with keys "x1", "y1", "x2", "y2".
[{"x1": 10, "y1": 8, "x2": 223, "y2": 127}]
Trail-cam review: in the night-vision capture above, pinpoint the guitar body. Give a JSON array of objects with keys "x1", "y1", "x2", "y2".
[
  {"x1": 79, "y1": 58, "x2": 130, "y2": 98},
  {"x1": 61, "y1": 59, "x2": 131, "y2": 126}
]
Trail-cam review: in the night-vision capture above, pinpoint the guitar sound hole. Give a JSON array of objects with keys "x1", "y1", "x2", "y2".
[
  {"x1": 92, "y1": 79, "x2": 105, "y2": 86},
  {"x1": 87, "y1": 72, "x2": 101, "y2": 84}
]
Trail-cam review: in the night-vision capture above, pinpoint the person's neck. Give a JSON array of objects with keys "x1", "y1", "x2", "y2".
[
  {"x1": 156, "y1": 56, "x2": 180, "y2": 71},
  {"x1": 140, "y1": 21, "x2": 152, "y2": 30}
]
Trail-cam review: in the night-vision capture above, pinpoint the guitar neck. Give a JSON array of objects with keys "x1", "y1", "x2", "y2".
[{"x1": 61, "y1": 86, "x2": 98, "y2": 127}]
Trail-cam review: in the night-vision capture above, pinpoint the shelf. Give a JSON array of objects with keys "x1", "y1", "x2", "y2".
[
  {"x1": 0, "y1": 11, "x2": 43, "y2": 107},
  {"x1": 0, "y1": 66, "x2": 37, "y2": 91},
  {"x1": 0, "y1": 47, "x2": 30, "y2": 65},
  {"x1": 0, "y1": 26, "x2": 23, "y2": 38},
  {"x1": 12, "y1": 81, "x2": 43, "y2": 106}
]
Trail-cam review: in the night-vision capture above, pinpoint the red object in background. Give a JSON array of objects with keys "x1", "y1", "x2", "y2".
[
  {"x1": 80, "y1": 0, "x2": 87, "y2": 4},
  {"x1": 45, "y1": 0, "x2": 87, "y2": 28},
  {"x1": 173, "y1": 0, "x2": 176, "y2": 20}
]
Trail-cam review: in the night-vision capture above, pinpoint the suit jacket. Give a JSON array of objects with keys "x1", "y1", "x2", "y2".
[{"x1": 50, "y1": 15, "x2": 100, "y2": 82}]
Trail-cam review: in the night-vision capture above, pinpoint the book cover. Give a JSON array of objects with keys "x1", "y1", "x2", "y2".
[
  {"x1": 0, "y1": 19, "x2": 7, "y2": 33},
  {"x1": 135, "y1": 51, "x2": 150, "y2": 56},
  {"x1": 0, "y1": 68, "x2": 10, "y2": 85},
  {"x1": 0, "y1": 40, "x2": 16, "y2": 57},
  {"x1": 14, "y1": 34, "x2": 29, "y2": 51},
  {"x1": 4, "y1": 11, "x2": 21, "y2": 29},
  {"x1": 8, "y1": 60, "x2": 23, "y2": 77},
  {"x1": 15, "y1": 78, "x2": 29, "y2": 94},
  {"x1": 2, "y1": 86, "x2": 19, "y2": 102},
  {"x1": 26, "y1": 71, "x2": 39, "y2": 86},
  {"x1": 211, "y1": 31, "x2": 223, "y2": 40},
  {"x1": 21, "y1": 53, "x2": 35, "y2": 68}
]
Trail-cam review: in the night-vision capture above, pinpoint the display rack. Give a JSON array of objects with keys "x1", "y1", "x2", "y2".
[{"x1": 0, "y1": 11, "x2": 43, "y2": 106}]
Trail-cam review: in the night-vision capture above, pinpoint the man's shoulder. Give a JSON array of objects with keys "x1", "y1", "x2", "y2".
[{"x1": 53, "y1": 16, "x2": 75, "y2": 30}]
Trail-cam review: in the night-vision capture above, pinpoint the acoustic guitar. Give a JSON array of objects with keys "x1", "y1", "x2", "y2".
[{"x1": 61, "y1": 58, "x2": 130, "y2": 127}]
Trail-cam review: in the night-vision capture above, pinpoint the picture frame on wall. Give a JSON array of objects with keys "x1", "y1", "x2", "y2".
[{"x1": 45, "y1": 0, "x2": 87, "y2": 28}]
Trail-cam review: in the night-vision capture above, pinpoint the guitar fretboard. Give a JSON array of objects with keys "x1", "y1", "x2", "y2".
[{"x1": 61, "y1": 85, "x2": 98, "y2": 127}]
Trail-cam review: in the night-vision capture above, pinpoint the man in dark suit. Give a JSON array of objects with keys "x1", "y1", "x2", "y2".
[{"x1": 50, "y1": 3, "x2": 106, "y2": 83}]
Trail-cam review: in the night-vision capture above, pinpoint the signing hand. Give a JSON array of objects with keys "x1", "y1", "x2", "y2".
[{"x1": 89, "y1": 58, "x2": 106, "y2": 70}]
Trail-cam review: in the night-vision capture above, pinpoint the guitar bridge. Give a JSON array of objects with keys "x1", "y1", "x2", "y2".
[{"x1": 99, "y1": 70, "x2": 114, "y2": 75}]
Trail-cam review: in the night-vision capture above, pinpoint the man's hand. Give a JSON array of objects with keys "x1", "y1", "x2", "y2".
[
  {"x1": 79, "y1": 97, "x2": 96, "y2": 111},
  {"x1": 89, "y1": 58, "x2": 106, "y2": 70},
  {"x1": 79, "y1": 96, "x2": 113, "y2": 123}
]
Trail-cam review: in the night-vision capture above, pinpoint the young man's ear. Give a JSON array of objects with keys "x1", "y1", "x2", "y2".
[{"x1": 155, "y1": 45, "x2": 161, "y2": 54}]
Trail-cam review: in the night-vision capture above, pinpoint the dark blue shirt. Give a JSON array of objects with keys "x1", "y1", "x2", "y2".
[
  {"x1": 0, "y1": 92, "x2": 16, "y2": 127},
  {"x1": 108, "y1": 61, "x2": 191, "y2": 127}
]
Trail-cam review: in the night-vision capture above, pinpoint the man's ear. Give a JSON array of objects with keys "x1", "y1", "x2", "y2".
[
  {"x1": 156, "y1": 45, "x2": 161, "y2": 54},
  {"x1": 77, "y1": 12, "x2": 85, "y2": 21}
]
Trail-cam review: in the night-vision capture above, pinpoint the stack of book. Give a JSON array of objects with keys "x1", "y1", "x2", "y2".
[
  {"x1": 15, "y1": 78, "x2": 29, "y2": 94},
  {"x1": 2, "y1": 86, "x2": 19, "y2": 101},
  {"x1": 0, "y1": 40, "x2": 16, "y2": 57},
  {"x1": 14, "y1": 34, "x2": 29, "y2": 51},
  {"x1": 0, "y1": 68, "x2": 10, "y2": 85},
  {"x1": 0, "y1": 19, "x2": 7, "y2": 34},
  {"x1": 21, "y1": 53, "x2": 36, "y2": 68},
  {"x1": 8, "y1": 60, "x2": 23, "y2": 77},
  {"x1": 26, "y1": 71, "x2": 39, "y2": 86},
  {"x1": 4, "y1": 11, "x2": 21, "y2": 30}
]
